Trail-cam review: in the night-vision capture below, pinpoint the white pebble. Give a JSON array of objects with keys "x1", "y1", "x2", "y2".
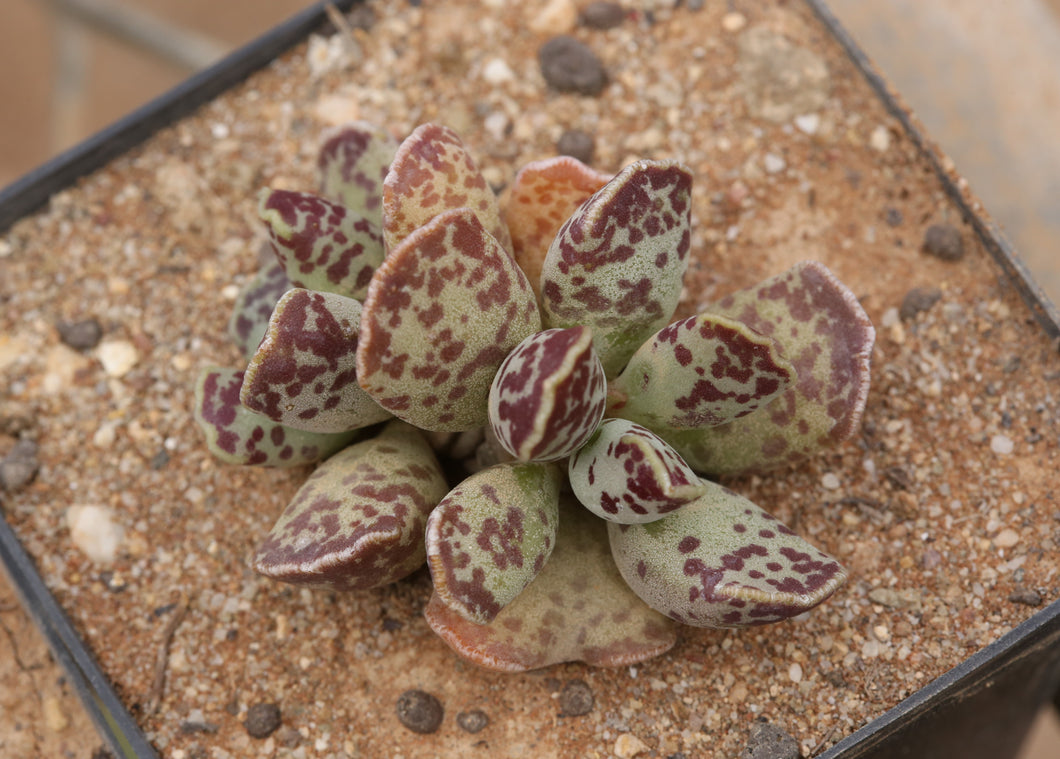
[
  {"x1": 869, "y1": 125, "x2": 891, "y2": 152},
  {"x1": 994, "y1": 528, "x2": 1020, "y2": 548},
  {"x1": 482, "y1": 57, "x2": 515, "y2": 85},
  {"x1": 67, "y1": 505, "x2": 124, "y2": 564},
  {"x1": 763, "y1": 152, "x2": 787, "y2": 174},
  {"x1": 97, "y1": 340, "x2": 139, "y2": 378},
  {"x1": 990, "y1": 434, "x2": 1014, "y2": 455},
  {"x1": 529, "y1": 0, "x2": 578, "y2": 34},
  {"x1": 614, "y1": 733, "x2": 649, "y2": 758},
  {"x1": 821, "y1": 473, "x2": 841, "y2": 490},
  {"x1": 484, "y1": 111, "x2": 510, "y2": 141},
  {"x1": 794, "y1": 113, "x2": 820, "y2": 135},
  {"x1": 721, "y1": 11, "x2": 747, "y2": 32},
  {"x1": 92, "y1": 421, "x2": 119, "y2": 448},
  {"x1": 788, "y1": 662, "x2": 803, "y2": 683}
]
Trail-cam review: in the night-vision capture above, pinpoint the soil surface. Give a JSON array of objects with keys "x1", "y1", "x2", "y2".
[{"x1": 1, "y1": 1, "x2": 1058, "y2": 758}]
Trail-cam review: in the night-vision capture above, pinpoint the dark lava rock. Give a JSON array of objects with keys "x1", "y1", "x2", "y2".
[
  {"x1": 456, "y1": 709, "x2": 490, "y2": 733},
  {"x1": 558, "y1": 679, "x2": 594, "y2": 717},
  {"x1": 884, "y1": 207, "x2": 903, "y2": 227},
  {"x1": 741, "y1": 721, "x2": 800, "y2": 759},
  {"x1": 57, "y1": 318, "x2": 103, "y2": 350},
  {"x1": 244, "y1": 702, "x2": 282, "y2": 739},
  {"x1": 580, "y1": 1, "x2": 625, "y2": 29},
  {"x1": 899, "y1": 286, "x2": 942, "y2": 321},
  {"x1": 538, "y1": 36, "x2": 607, "y2": 96},
  {"x1": 1009, "y1": 588, "x2": 1043, "y2": 607},
  {"x1": 922, "y1": 223, "x2": 964, "y2": 261},
  {"x1": 556, "y1": 129, "x2": 595, "y2": 164},
  {"x1": 396, "y1": 689, "x2": 444, "y2": 734},
  {"x1": 0, "y1": 438, "x2": 39, "y2": 492}
]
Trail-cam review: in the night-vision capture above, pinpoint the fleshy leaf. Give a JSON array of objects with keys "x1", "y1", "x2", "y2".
[
  {"x1": 608, "y1": 312, "x2": 795, "y2": 431},
  {"x1": 317, "y1": 121, "x2": 397, "y2": 228},
  {"x1": 382, "y1": 123, "x2": 512, "y2": 253},
  {"x1": 258, "y1": 189, "x2": 384, "y2": 300},
  {"x1": 425, "y1": 462, "x2": 562, "y2": 624},
  {"x1": 609, "y1": 479, "x2": 847, "y2": 627},
  {"x1": 227, "y1": 254, "x2": 291, "y2": 360},
  {"x1": 661, "y1": 261, "x2": 875, "y2": 475},
  {"x1": 240, "y1": 289, "x2": 391, "y2": 434},
  {"x1": 488, "y1": 327, "x2": 606, "y2": 462},
  {"x1": 425, "y1": 496, "x2": 677, "y2": 672},
  {"x1": 193, "y1": 367, "x2": 355, "y2": 467},
  {"x1": 540, "y1": 159, "x2": 693, "y2": 376},
  {"x1": 568, "y1": 419, "x2": 708, "y2": 524},
  {"x1": 357, "y1": 208, "x2": 541, "y2": 432},
  {"x1": 504, "y1": 156, "x2": 612, "y2": 300},
  {"x1": 253, "y1": 420, "x2": 449, "y2": 590}
]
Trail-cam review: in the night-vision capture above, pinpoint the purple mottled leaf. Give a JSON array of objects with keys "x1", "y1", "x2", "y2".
[
  {"x1": 426, "y1": 462, "x2": 562, "y2": 624},
  {"x1": 608, "y1": 312, "x2": 795, "y2": 431},
  {"x1": 240, "y1": 289, "x2": 391, "y2": 434},
  {"x1": 425, "y1": 496, "x2": 677, "y2": 672},
  {"x1": 357, "y1": 208, "x2": 541, "y2": 432},
  {"x1": 662, "y1": 261, "x2": 875, "y2": 475},
  {"x1": 568, "y1": 419, "x2": 707, "y2": 524},
  {"x1": 317, "y1": 121, "x2": 397, "y2": 228},
  {"x1": 540, "y1": 159, "x2": 693, "y2": 376},
  {"x1": 382, "y1": 123, "x2": 512, "y2": 253},
  {"x1": 488, "y1": 327, "x2": 606, "y2": 462},
  {"x1": 254, "y1": 420, "x2": 449, "y2": 590},
  {"x1": 193, "y1": 367, "x2": 355, "y2": 467},
  {"x1": 227, "y1": 253, "x2": 291, "y2": 360},
  {"x1": 609, "y1": 479, "x2": 847, "y2": 628},
  {"x1": 259, "y1": 189, "x2": 384, "y2": 300}
]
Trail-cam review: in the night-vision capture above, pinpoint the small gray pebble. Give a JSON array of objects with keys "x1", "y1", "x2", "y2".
[
  {"x1": 740, "y1": 721, "x2": 800, "y2": 759},
  {"x1": 899, "y1": 286, "x2": 942, "y2": 321},
  {"x1": 580, "y1": 1, "x2": 625, "y2": 29},
  {"x1": 556, "y1": 129, "x2": 595, "y2": 164},
  {"x1": 884, "y1": 207, "x2": 903, "y2": 227},
  {"x1": 687, "y1": 0, "x2": 705, "y2": 9},
  {"x1": 57, "y1": 318, "x2": 103, "y2": 351},
  {"x1": 456, "y1": 709, "x2": 489, "y2": 733},
  {"x1": 0, "y1": 438, "x2": 40, "y2": 493},
  {"x1": 396, "y1": 689, "x2": 444, "y2": 734},
  {"x1": 922, "y1": 223, "x2": 964, "y2": 261},
  {"x1": 539, "y1": 36, "x2": 607, "y2": 96},
  {"x1": 558, "y1": 679, "x2": 594, "y2": 717},
  {"x1": 244, "y1": 703, "x2": 282, "y2": 739},
  {"x1": 1008, "y1": 588, "x2": 1043, "y2": 607}
]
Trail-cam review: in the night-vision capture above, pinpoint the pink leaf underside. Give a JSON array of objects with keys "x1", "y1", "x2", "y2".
[
  {"x1": 610, "y1": 311, "x2": 795, "y2": 432},
  {"x1": 356, "y1": 207, "x2": 541, "y2": 432},
  {"x1": 425, "y1": 462, "x2": 562, "y2": 624},
  {"x1": 488, "y1": 326, "x2": 607, "y2": 462},
  {"x1": 662, "y1": 261, "x2": 876, "y2": 476},
  {"x1": 425, "y1": 496, "x2": 677, "y2": 672},
  {"x1": 540, "y1": 158, "x2": 693, "y2": 376},
  {"x1": 503, "y1": 156, "x2": 612, "y2": 300},
  {"x1": 193, "y1": 367, "x2": 356, "y2": 467},
  {"x1": 259, "y1": 188, "x2": 385, "y2": 301},
  {"x1": 382, "y1": 123, "x2": 512, "y2": 253},
  {"x1": 253, "y1": 420, "x2": 449, "y2": 590},
  {"x1": 568, "y1": 419, "x2": 708, "y2": 524},
  {"x1": 609, "y1": 478, "x2": 847, "y2": 628},
  {"x1": 317, "y1": 121, "x2": 397, "y2": 228},
  {"x1": 227, "y1": 254, "x2": 291, "y2": 360},
  {"x1": 239, "y1": 289, "x2": 391, "y2": 434}
]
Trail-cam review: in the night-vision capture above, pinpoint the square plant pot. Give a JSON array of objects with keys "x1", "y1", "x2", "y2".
[{"x1": 1, "y1": 2, "x2": 1058, "y2": 758}]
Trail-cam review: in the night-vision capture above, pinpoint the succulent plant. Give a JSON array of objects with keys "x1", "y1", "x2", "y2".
[{"x1": 194, "y1": 122, "x2": 875, "y2": 672}]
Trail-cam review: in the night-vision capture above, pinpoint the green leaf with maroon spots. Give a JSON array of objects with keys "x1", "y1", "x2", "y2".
[
  {"x1": 317, "y1": 121, "x2": 396, "y2": 229},
  {"x1": 382, "y1": 123, "x2": 512, "y2": 253},
  {"x1": 608, "y1": 312, "x2": 795, "y2": 432},
  {"x1": 609, "y1": 479, "x2": 847, "y2": 628},
  {"x1": 227, "y1": 254, "x2": 291, "y2": 360},
  {"x1": 253, "y1": 420, "x2": 449, "y2": 590},
  {"x1": 504, "y1": 156, "x2": 612, "y2": 301},
  {"x1": 239, "y1": 289, "x2": 391, "y2": 434},
  {"x1": 426, "y1": 462, "x2": 562, "y2": 624},
  {"x1": 487, "y1": 327, "x2": 606, "y2": 462},
  {"x1": 357, "y1": 207, "x2": 541, "y2": 432},
  {"x1": 568, "y1": 419, "x2": 707, "y2": 524},
  {"x1": 193, "y1": 367, "x2": 356, "y2": 467},
  {"x1": 540, "y1": 159, "x2": 693, "y2": 377},
  {"x1": 660, "y1": 261, "x2": 876, "y2": 476},
  {"x1": 425, "y1": 496, "x2": 677, "y2": 672},
  {"x1": 258, "y1": 188, "x2": 384, "y2": 300}
]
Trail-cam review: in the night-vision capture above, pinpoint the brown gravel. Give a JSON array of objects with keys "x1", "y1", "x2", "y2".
[{"x1": 1, "y1": 1, "x2": 1058, "y2": 758}]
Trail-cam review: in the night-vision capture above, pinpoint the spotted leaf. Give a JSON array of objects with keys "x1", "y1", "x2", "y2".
[
  {"x1": 568, "y1": 419, "x2": 707, "y2": 524},
  {"x1": 608, "y1": 312, "x2": 795, "y2": 431},
  {"x1": 258, "y1": 189, "x2": 384, "y2": 300},
  {"x1": 357, "y1": 208, "x2": 541, "y2": 431},
  {"x1": 227, "y1": 254, "x2": 291, "y2": 360},
  {"x1": 317, "y1": 121, "x2": 396, "y2": 228},
  {"x1": 488, "y1": 327, "x2": 606, "y2": 462},
  {"x1": 254, "y1": 420, "x2": 449, "y2": 590},
  {"x1": 240, "y1": 289, "x2": 391, "y2": 434},
  {"x1": 382, "y1": 123, "x2": 512, "y2": 253},
  {"x1": 504, "y1": 156, "x2": 612, "y2": 300},
  {"x1": 193, "y1": 367, "x2": 355, "y2": 467},
  {"x1": 426, "y1": 462, "x2": 562, "y2": 624},
  {"x1": 425, "y1": 496, "x2": 677, "y2": 672},
  {"x1": 661, "y1": 261, "x2": 875, "y2": 475},
  {"x1": 540, "y1": 159, "x2": 693, "y2": 376},
  {"x1": 609, "y1": 479, "x2": 847, "y2": 628}
]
